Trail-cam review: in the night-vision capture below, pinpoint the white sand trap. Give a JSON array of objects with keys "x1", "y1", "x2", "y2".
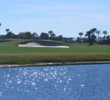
[{"x1": 18, "y1": 42, "x2": 69, "y2": 48}]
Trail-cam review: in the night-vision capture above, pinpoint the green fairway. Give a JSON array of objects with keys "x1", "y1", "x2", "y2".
[
  {"x1": 0, "y1": 40, "x2": 110, "y2": 54},
  {"x1": 0, "y1": 40, "x2": 110, "y2": 64}
]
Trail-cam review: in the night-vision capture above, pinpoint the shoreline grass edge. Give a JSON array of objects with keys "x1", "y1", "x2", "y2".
[
  {"x1": 0, "y1": 53, "x2": 110, "y2": 68},
  {"x1": 0, "y1": 61, "x2": 110, "y2": 68}
]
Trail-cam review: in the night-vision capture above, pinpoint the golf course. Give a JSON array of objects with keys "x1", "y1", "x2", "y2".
[{"x1": 0, "y1": 39, "x2": 110, "y2": 65}]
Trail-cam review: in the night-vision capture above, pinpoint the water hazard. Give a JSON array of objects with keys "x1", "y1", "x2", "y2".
[{"x1": 0, "y1": 64, "x2": 110, "y2": 100}]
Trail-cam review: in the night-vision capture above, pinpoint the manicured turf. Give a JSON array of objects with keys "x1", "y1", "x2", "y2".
[
  {"x1": 0, "y1": 39, "x2": 110, "y2": 64},
  {"x1": 0, "y1": 40, "x2": 110, "y2": 54}
]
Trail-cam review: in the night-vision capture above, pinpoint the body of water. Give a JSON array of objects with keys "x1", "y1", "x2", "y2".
[{"x1": 0, "y1": 64, "x2": 110, "y2": 100}]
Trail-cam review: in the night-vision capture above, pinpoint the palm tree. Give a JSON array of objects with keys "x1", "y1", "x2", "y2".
[
  {"x1": 103, "y1": 30, "x2": 107, "y2": 39},
  {"x1": 48, "y1": 31, "x2": 56, "y2": 39},
  {"x1": 85, "y1": 30, "x2": 96, "y2": 46},
  {"x1": 48, "y1": 31, "x2": 53, "y2": 39},
  {"x1": 90, "y1": 28, "x2": 97, "y2": 34},
  {"x1": 5, "y1": 29, "x2": 10, "y2": 33},
  {"x1": 96, "y1": 30, "x2": 101, "y2": 38},
  {"x1": 85, "y1": 31, "x2": 91, "y2": 39},
  {"x1": 79, "y1": 32, "x2": 83, "y2": 39}
]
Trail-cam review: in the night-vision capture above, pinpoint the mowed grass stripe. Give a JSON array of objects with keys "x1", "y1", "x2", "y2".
[
  {"x1": 0, "y1": 45, "x2": 110, "y2": 54},
  {"x1": 0, "y1": 40, "x2": 110, "y2": 64},
  {"x1": 0, "y1": 40, "x2": 110, "y2": 54}
]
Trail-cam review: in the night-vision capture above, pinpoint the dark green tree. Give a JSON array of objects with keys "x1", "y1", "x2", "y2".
[
  {"x1": 25, "y1": 32, "x2": 32, "y2": 39},
  {"x1": 40, "y1": 32, "x2": 49, "y2": 39},
  {"x1": 32, "y1": 32, "x2": 39, "y2": 39},
  {"x1": 85, "y1": 29, "x2": 96, "y2": 46},
  {"x1": 103, "y1": 30, "x2": 108, "y2": 40},
  {"x1": 57, "y1": 35, "x2": 63, "y2": 41},
  {"x1": 96, "y1": 30, "x2": 101, "y2": 38},
  {"x1": 48, "y1": 31, "x2": 56, "y2": 39},
  {"x1": 5, "y1": 31, "x2": 16, "y2": 39},
  {"x1": 90, "y1": 28, "x2": 97, "y2": 34},
  {"x1": 79, "y1": 32, "x2": 83, "y2": 39},
  {"x1": 5, "y1": 29, "x2": 10, "y2": 33}
]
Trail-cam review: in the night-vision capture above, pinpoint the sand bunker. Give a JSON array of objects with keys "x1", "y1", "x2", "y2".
[{"x1": 18, "y1": 41, "x2": 69, "y2": 48}]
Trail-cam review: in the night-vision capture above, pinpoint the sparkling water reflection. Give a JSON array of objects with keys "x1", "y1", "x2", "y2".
[{"x1": 0, "y1": 64, "x2": 110, "y2": 100}]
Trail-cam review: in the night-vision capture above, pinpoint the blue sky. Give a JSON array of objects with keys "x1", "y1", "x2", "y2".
[{"x1": 0, "y1": 0, "x2": 110, "y2": 37}]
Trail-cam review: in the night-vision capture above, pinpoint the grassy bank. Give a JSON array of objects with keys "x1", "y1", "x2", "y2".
[
  {"x1": 0, "y1": 39, "x2": 110, "y2": 64},
  {"x1": 0, "y1": 53, "x2": 110, "y2": 64}
]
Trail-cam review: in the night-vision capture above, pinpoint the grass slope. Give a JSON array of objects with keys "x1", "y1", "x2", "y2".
[{"x1": 0, "y1": 39, "x2": 110, "y2": 64}]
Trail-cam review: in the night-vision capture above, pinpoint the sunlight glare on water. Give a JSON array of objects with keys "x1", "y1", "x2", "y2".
[{"x1": 0, "y1": 64, "x2": 110, "y2": 100}]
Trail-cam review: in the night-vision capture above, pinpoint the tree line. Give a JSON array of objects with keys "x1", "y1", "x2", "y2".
[
  {"x1": 0, "y1": 29, "x2": 68, "y2": 41},
  {"x1": 78, "y1": 28, "x2": 108, "y2": 45},
  {"x1": 0, "y1": 23, "x2": 110, "y2": 45}
]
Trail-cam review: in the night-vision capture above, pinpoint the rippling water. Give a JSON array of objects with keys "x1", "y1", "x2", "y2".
[{"x1": 0, "y1": 64, "x2": 110, "y2": 100}]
